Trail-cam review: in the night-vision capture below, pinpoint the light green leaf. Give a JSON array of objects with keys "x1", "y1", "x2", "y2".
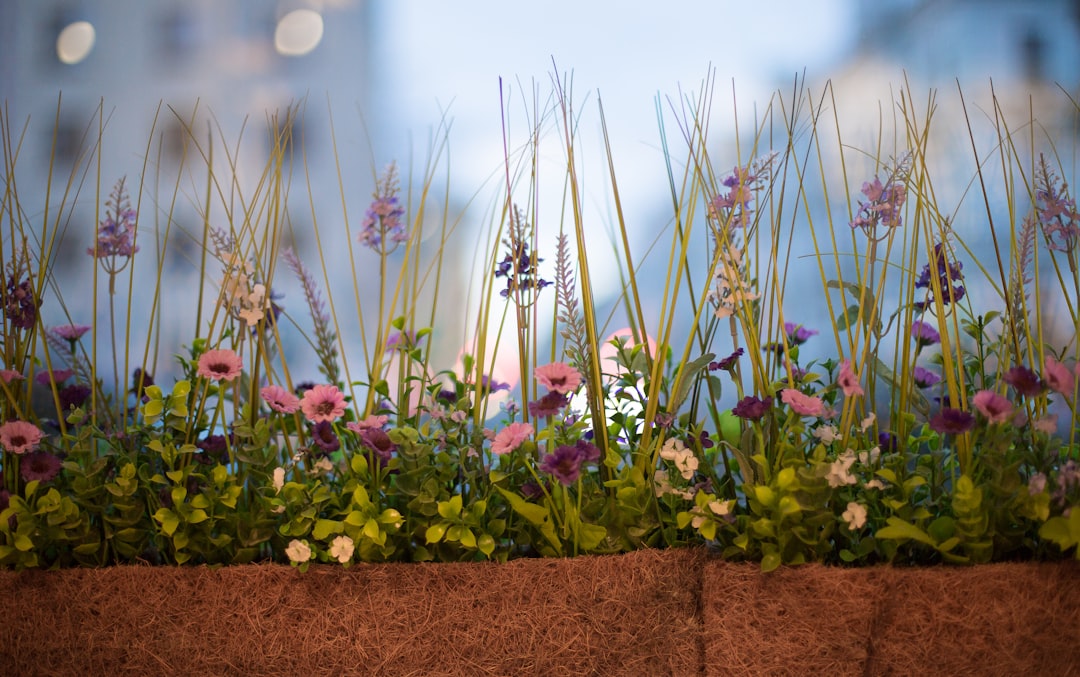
[
  {"x1": 313, "y1": 519, "x2": 343, "y2": 540},
  {"x1": 425, "y1": 523, "x2": 448, "y2": 544}
]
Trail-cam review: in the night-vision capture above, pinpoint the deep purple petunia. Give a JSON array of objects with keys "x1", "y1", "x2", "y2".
[
  {"x1": 358, "y1": 428, "x2": 396, "y2": 463},
  {"x1": 909, "y1": 320, "x2": 941, "y2": 348},
  {"x1": 57, "y1": 383, "x2": 91, "y2": 412},
  {"x1": 912, "y1": 366, "x2": 941, "y2": 389},
  {"x1": 929, "y1": 407, "x2": 975, "y2": 435},
  {"x1": 732, "y1": 395, "x2": 773, "y2": 421},
  {"x1": 20, "y1": 450, "x2": 62, "y2": 483},
  {"x1": 195, "y1": 434, "x2": 230, "y2": 465},
  {"x1": 311, "y1": 421, "x2": 341, "y2": 453},
  {"x1": 709, "y1": 348, "x2": 744, "y2": 372}
]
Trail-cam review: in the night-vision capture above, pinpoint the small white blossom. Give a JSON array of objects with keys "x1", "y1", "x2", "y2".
[
  {"x1": 842, "y1": 502, "x2": 868, "y2": 530},
  {"x1": 285, "y1": 539, "x2": 313, "y2": 563},
  {"x1": 312, "y1": 457, "x2": 334, "y2": 475},
  {"x1": 865, "y1": 478, "x2": 885, "y2": 491},
  {"x1": 272, "y1": 467, "x2": 286, "y2": 493},
  {"x1": 827, "y1": 451, "x2": 857, "y2": 488},
  {"x1": 328, "y1": 535, "x2": 355, "y2": 564},
  {"x1": 660, "y1": 438, "x2": 699, "y2": 480},
  {"x1": 812, "y1": 425, "x2": 839, "y2": 445},
  {"x1": 857, "y1": 447, "x2": 881, "y2": 465},
  {"x1": 860, "y1": 412, "x2": 877, "y2": 432}
]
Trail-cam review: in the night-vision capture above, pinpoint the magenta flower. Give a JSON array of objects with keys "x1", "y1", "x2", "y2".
[
  {"x1": 0, "y1": 369, "x2": 23, "y2": 384},
  {"x1": 261, "y1": 384, "x2": 301, "y2": 414},
  {"x1": 780, "y1": 389, "x2": 825, "y2": 417},
  {"x1": 19, "y1": 449, "x2": 62, "y2": 482},
  {"x1": 910, "y1": 320, "x2": 941, "y2": 348},
  {"x1": 357, "y1": 427, "x2": 396, "y2": 463},
  {"x1": 311, "y1": 421, "x2": 341, "y2": 453},
  {"x1": 929, "y1": 408, "x2": 975, "y2": 435},
  {"x1": 972, "y1": 390, "x2": 1013, "y2": 424},
  {"x1": 1043, "y1": 356, "x2": 1076, "y2": 396},
  {"x1": 300, "y1": 384, "x2": 347, "y2": 423},
  {"x1": 197, "y1": 349, "x2": 243, "y2": 382},
  {"x1": 732, "y1": 395, "x2": 773, "y2": 421},
  {"x1": 51, "y1": 324, "x2": 91, "y2": 342},
  {"x1": 534, "y1": 362, "x2": 582, "y2": 394},
  {"x1": 491, "y1": 421, "x2": 533, "y2": 455},
  {"x1": 709, "y1": 348, "x2": 744, "y2": 372},
  {"x1": 4, "y1": 276, "x2": 39, "y2": 330},
  {"x1": 527, "y1": 391, "x2": 569, "y2": 418},
  {"x1": 1003, "y1": 366, "x2": 1045, "y2": 397},
  {"x1": 0, "y1": 420, "x2": 43, "y2": 454},
  {"x1": 346, "y1": 414, "x2": 389, "y2": 433},
  {"x1": 35, "y1": 369, "x2": 74, "y2": 386},
  {"x1": 837, "y1": 360, "x2": 864, "y2": 397},
  {"x1": 784, "y1": 322, "x2": 818, "y2": 346},
  {"x1": 539, "y1": 445, "x2": 585, "y2": 486}
]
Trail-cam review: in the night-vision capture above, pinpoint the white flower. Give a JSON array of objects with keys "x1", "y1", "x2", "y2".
[
  {"x1": 827, "y1": 451, "x2": 857, "y2": 488},
  {"x1": 812, "y1": 425, "x2": 839, "y2": 445},
  {"x1": 860, "y1": 412, "x2": 877, "y2": 432},
  {"x1": 285, "y1": 539, "x2": 312, "y2": 563},
  {"x1": 653, "y1": 469, "x2": 694, "y2": 500},
  {"x1": 312, "y1": 457, "x2": 334, "y2": 475},
  {"x1": 842, "y1": 502, "x2": 868, "y2": 530},
  {"x1": 660, "y1": 438, "x2": 699, "y2": 480},
  {"x1": 865, "y1": 478, "x2": 885, "y2": 491},
  {"x1": 857, "y1": 446, "x2": 881, "y2": 465},
  {"x1": 708, "y1": 499, "x2": 733, "y2": 517},
  {"x1": 328, "y1": 535, "x2": 355, "y2": 564},
  {"x1": 272, "y1": 467, "x2": 286, "y2": 493}
]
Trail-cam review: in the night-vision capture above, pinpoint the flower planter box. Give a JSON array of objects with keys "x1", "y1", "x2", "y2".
[{"x1": 1, "y1": 550, "x2": 1076, "y2": 676}]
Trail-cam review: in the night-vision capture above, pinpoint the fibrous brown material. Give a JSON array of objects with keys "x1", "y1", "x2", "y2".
[
  {"x1": 701, "y1": 560, "x2": 1080, "y2": 676},
  {"x1": 2, "y1": 552, "x2": 1077, "y2": 676},
  {"x1": 0, "y1": 548, "x2": 704, "y2": 676}
]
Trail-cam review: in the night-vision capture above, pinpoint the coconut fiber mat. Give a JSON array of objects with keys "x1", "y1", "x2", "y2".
[{"x1": 1, "y1": 550, "x2": 1077, "y2": 676}]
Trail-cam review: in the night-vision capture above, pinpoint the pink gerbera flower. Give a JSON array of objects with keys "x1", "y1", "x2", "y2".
[
  {"x1": 0, "y1": 420, "x2": 44, "y2": 454},
  {"x1": 0, "y1": 370, "x2": 24, "y2": 384},
  {"x1": 534, "y1": 362, "x2": 582, "y2": 394},
  {"x1": 197, "y1": 349, "x2": 243, "y2": 382},
  {"x1": 491, "y1": 421, "x2": 533, "y2": 455},
  {"x1": 837, "y1": 360, "x2": 864, "y2": 397},
  {"x1": 300, "y1": 384, "x2": 347, "y2": 423},
  {"x1": 972, "y1": 390, "x2": 1013, "y2": 424},
  {"x1": 345, "y1": 414, "x2": 388, "y2": 434},
  {"x1": 51, "y1": 324, "x2": 92, "y2": 342},
  {"x1": 1044, "y1": 356, "x2": 1076, "y2": 396},
  {"x1": 260, "y1": 384, "x2": 300, "y2": 414},
  {"x1": 780, "y1": 388, "x2": 825, "y2": 417}
]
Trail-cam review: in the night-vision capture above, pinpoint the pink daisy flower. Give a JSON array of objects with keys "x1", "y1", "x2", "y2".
[
  {"x1": 197, "y1": 349, "x2": 244, "y2": 382},
  {"x1": 1044, "y1": 356, "x2": 1076, "y2": 396},
  {"x1": 345, "y1": 414, "x2": 389, "y2": 434},
  {"x1": 51, "y1": 324, "x2": 92, "y2": 342},
  {"x1": 971, "y1": 390, "x2": 1013, "y2": 424},
  {"x1": 534, "y1": 362, "x2": 582, "y2": 394},
  {"x1": 260, "y1": 385, "x2": 300, "y2": 414},
  {"x1": 0, "y1": 370, "x2": 24, "y2": 384},
  {"x1": 837, "y1": 360, "x2": 864, "y2": 397},
  {"x1": 780, "y1": 388, "x2": 825, "y2": 417},
  {"x1": 0, "y1": 420, "x2": 44, "y2": 454},
  {"x1": 300, "y1": 384, "x2": 347, "y2": 423},
  {"x1": 491, "y1": 421, "x2": 533, "y2": 455}
]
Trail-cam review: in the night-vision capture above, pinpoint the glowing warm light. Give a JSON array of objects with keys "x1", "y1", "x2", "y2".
[
  {"x1": 56, "y1": 21, "x2": 95, "y2": 64},
  {"x1": 274, "y1": 9, "x2": 324, "y2": 56}
]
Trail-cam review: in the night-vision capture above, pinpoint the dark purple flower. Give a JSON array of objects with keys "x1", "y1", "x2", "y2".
[
  {"x1": 539, "y1": 445, "x2": 585, "y2": 486},
  {"x1": 784, "y1": 322, "x2": 818, "y2": 346},
  {"x1": 436, "y1": 389, "x2": 458, "y2": 404},
  {"x1": 1003, "y1": 365, "x2": 1046, "y2": 398},
  {"x1": 295, "y1": 382, "x2": 316, "y2": 396},
  {"x1": 698, "y1": 430, "x2": 714, "y2": 450},
  {"x1": 709, "y1": 348, "x2": 744, "y2": 372},
  {"x1": 732, "y1": 395, "x2": 773, "y2": 421},
  {"x1": 910, "y1": 320, "x2": 941, "y2": 348},
  {"x1": 195, "y1": 434, "x2": 230, "y2": 465},
  {"x1": 527, "y1": 391, "x2": 569, "y2": 418},
  {"x1": 914, "y1": 242, "x2": 966, "y2": 311},
  {"x1": 35, "y1": 369, "x2": 74, "y2": 386},
  {"x1": 912, "y1": 366, "x2": 941, "y2": 389},
  {"x1": 20, "y1": 450, "x2": 62, "y2": 483},
  {"x1": 131, "y1": 368, "x2": 154, "y2": 400},
  {"x1": 520, "y1": 481, "x2": 544, "y2": 500},
  {"x1": 58, "y1": 383, "x2": 91, "y2": 412},
  {"x1": 359, "y1": 428, "x2": 396, "y2": 463},
  {"x1": 654, "y1": 411, "x2": 676, "y2": 429},
  {"x1": 311, "y1": 421, "x2": 341, "y2": 453},
  {"x1": 4, "y1": 276, "x2": 40, "y2": 330},
  {"x1": 929, "y1": 408, "x2": 975, "y2": 435},
  {"x1": 494, "y1": 208, "x2": 551, "y2": 299},
  {"x1": 878, "y1": 431, "x2": 898, "y2": 453},
  {"x1": 479, "y1": 375, "x2": 510, "y2": 393}
]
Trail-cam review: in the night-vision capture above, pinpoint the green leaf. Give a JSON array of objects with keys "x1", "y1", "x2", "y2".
[
  {"x1": 458, "y1": 527, "x2": 477, "y2": 549},
  {"x1": 438, "y1": 495, "x2": 463, "y2": 519},
  {"x1": 477, "y1": 533, "x2": 496, "y2": 557},
  {"x1": 834, "y1": 305, "x2": 862, "y2": 332},
  {"x1": 875, "y1": 517, "x2": 936, "y2": 547},
  {"x1": 761, "y1": 552, "x2": 782, "y2": 573},
  {"x1": 670, "y1": 353, "x2": 715, "y2": 412},
  {"x1": 425, "y1": 523, "x2": 448, "y2": 544},
  {"x1": 313, "y1": 519, "x2": 343, "y2": 540},
  {"x1": 154, "y1": 509, "x2": 180, "y2": 536},
  {"x1": 577, "y1": 522, "x2": 607, "y2": 551}
]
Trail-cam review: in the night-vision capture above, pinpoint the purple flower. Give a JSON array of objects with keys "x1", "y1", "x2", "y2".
[
  {"x1": 195, "y1": 434, "x2": 230, "y2": 465},
  {"x1": 912, "y1": 366, "x2": 941, "y2": 389},
  {"x1": 4, "y1": 276, "x2": 39, "y2": 330},
  {"x1": 878, "y1": 431, "x2": 898, "y2": 453},
  {"x1": 914, "y1": 242, "x2": 966, "y2": 311},
  {"x1": 709, "y1": 348, "x2": 744, "y2": 372},
  {"x1": 20, "y1": 450, "x2": 62, "y2": 483},
  {"x1": 909, "y1": 320, "x2": 941, "y2": 348},
  {"x1": 527, "y1": 391, "x2": 569, "y2": 418},
  {"x1": 58, "y1": 383, "x2": 91, "y2": 412},
  {"x1": 131, "y1": 368, "x2": 155, "y2": 402},
  {"x1": 784, "y1": 322, "x2": 818, "y2": 346},
  {"x1": 573, "y1": 439, "x2": 601, "y2": 464},
  {"x1": 87, "y1": 178, "x2": 139, "y2": 259},
  {"x1": 35, "y1": 369, "x2": 74, "y2": 386},
  {"x1": 732, "y1": 395, "x2": 773, "y2": 421},
  {"x1": 1003, "y1": 366, "x2": 1045, "y2": 398},
  {"x1": 385, "y1": 330, "x2": 421, "y2": 353},
  {"x1": 358, "y1": 163, "x2": 407, "y2": 250},
  {"x1": 1034, "y1": 155, "x2": 1080, "y2": 254},
  {"x1": 494, "y1": 209, "x2": 552, "y2": 300},
  {"x1": 311, "y1": 421, "x2": 340, "y2": 453},
  {"x1": 539, "y1": 444, "x2": 585, "y2": 486},
  {"x1": 358, "y1": 428, "x2": 396, "y2": 463},
  {"x1": 520, "y1": 481, "x2": 544, "y2": 500},
  {"x1": 850, "y1": 157, "x2": 910, "y2": 233},
  {"x1": 928, "y1": 408, "x2": 975, "y2": 435},
  {"x1": 479, "y1": 375, "x2": 511, "y2": 394}
]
